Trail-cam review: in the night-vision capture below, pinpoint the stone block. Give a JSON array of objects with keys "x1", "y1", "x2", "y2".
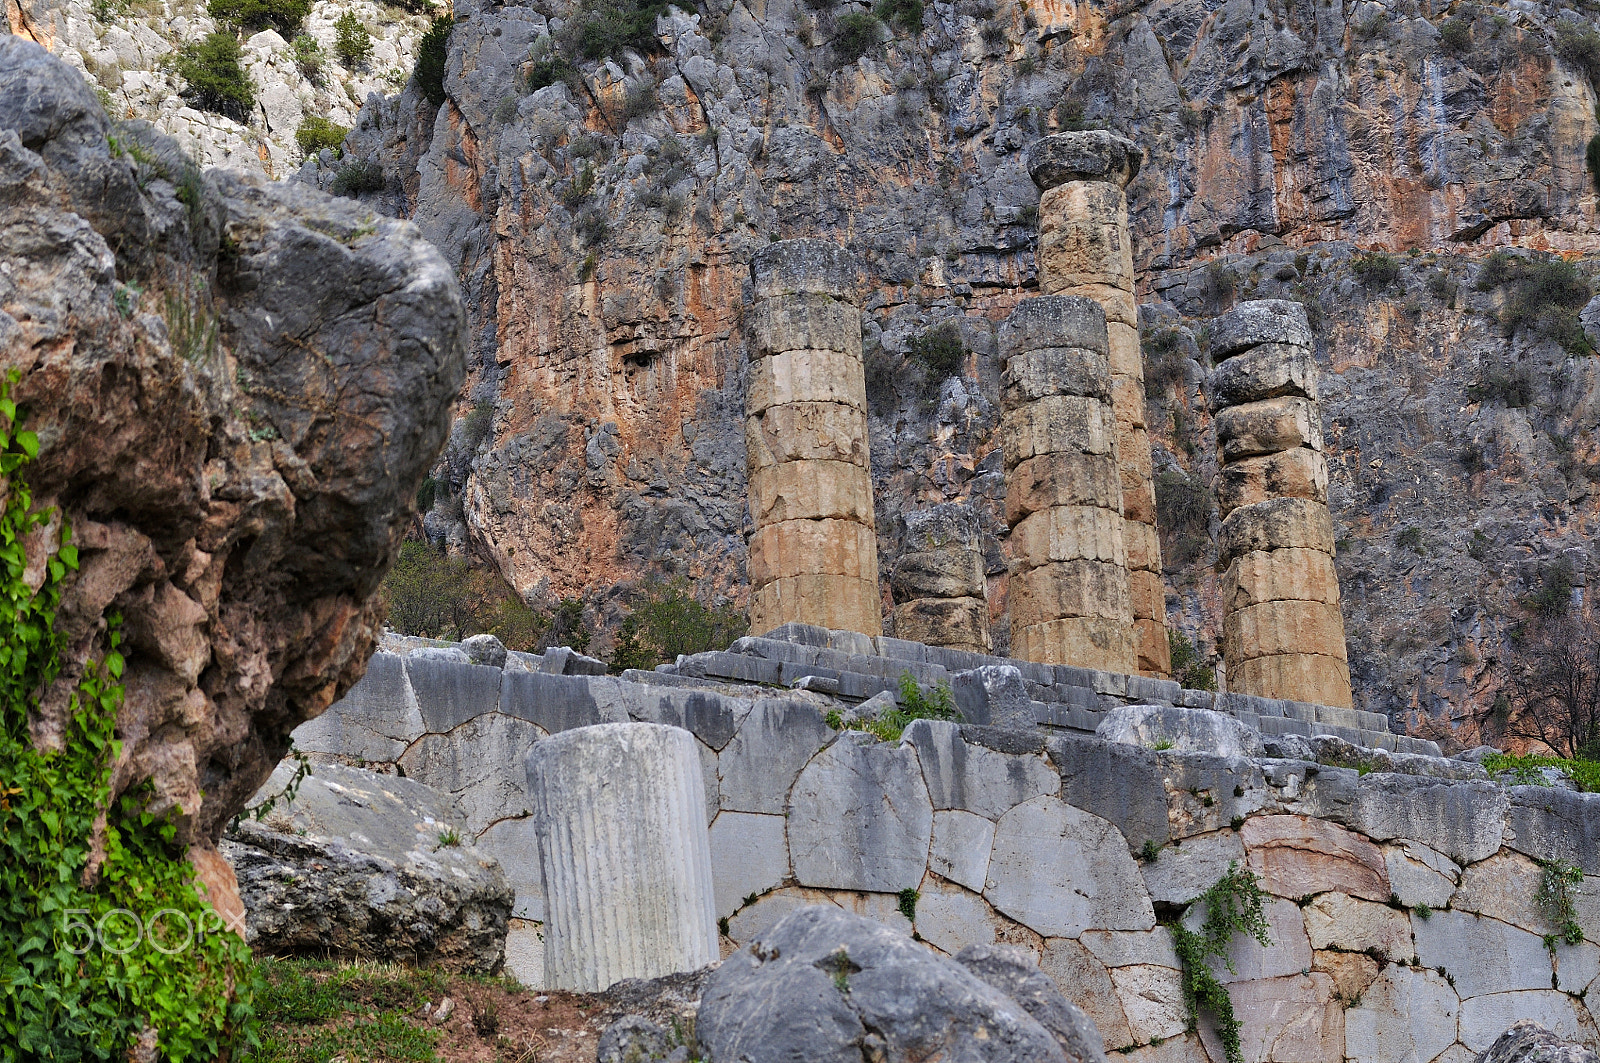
[
  {"x1": 1383, "y1": 842, "x2": 1461, "y2": 909},
  {"x1": 1134, "y1": 618, "x2": 1172, "y2": 678},
  {"x1": 748, "y1": 517, "x2": 876, "y2": 584},
  {"x1": 1457, "y1": 992, "x2": 1590, "y2": 1053},
  {"x1": 1303, "y1": 894, "x2": 1412, "y2": 957},
  {"x1": 787, "y1": 732, "x2": 933, "y2": 893},
  {"x1": 1216, "y1": 396, "x2": 1325, "y2": 461},
  {"x1": 1009, "y1": 559, "x2": 1132, "y2": 628},
  {"x1": 874, "y1": 636, "x2": 928, "y2": 662},
  {"x1": 1122, "y1": 466, "x2": 1159, "y2": 528},
  {"x1": 745, "y1": 402, "x2": 870, "y2": 471},
  {"x1": 912, "y1": 879, "x2": 1014, "y2": 958},
  {"x1": 697, "y1": 651, "x2": 784, "y2": 687},
  {"x1": 1097, "y1": 705, "x2": 1264, "y2": 759},
  {"x1": 503, "y1": 921, "x2": 544, "y2": 986},
  {"x1": 1203, "y1": 973, "x2": 1343, "y2": 1063},
  {"x1": 1000, "y1": 395, "x2": 1117, "y2": 467},
  {"x1": 398, "y1": 712, "x2": 544, "y2": 833},
  {"x1": 948, "y1": 665, "x2": 1030, "y2": 730},
  {"x1": 1005, "y1": 452, "x2": 1123, "y2": 525},
  {"x1": 1039, "y1": 938, "x2": 1135, "y2": 1049},
  {"x1": 1451, "y1": 851, "x2": 1548, "y2": 930},
  {"x1": 292, "y1": 652, "x2": 422, "y2": 763},
  {"x1": 1411, "y1": 909, "x2": 1552, "y2": 998},
  {"x1": 930, "y1": 809, "x2": 995, "y2": 893},
  {"x1": 998, "y1": 294, "x2": 1109, "y2": 359},
  {"x1": 1218, "y1": 497, "x2": 1336, "y2": 566},
  {"x1": 1508, "y1": 785, "x2": 1600, "y2": 875},
  {"x1": 1230, "y1": 653, "x2": 1354, "y2": 709},
  {"x1": 748, "y1": 460, "x2": 874, "y2": 526},
  {"x1": 891, "y1": 547, "x2": 986, "y2": 601},
  {"x1": 722, "y1": 885, "x2": 836, "y2": 942},
  {"x1": 1222, "y1": 548, "x2": 1342, "y2": 610},
  {"x1": 1049, "y1": 734, "x2": 1170, "y2": 848},
  {"x1": 1349, "y1": 774, "x2": 1508, "y2": 866},
  {"x1": 1140, "y1": 831, "x2": 1247, "y2": 906},
  {"x1": 1002, "y1": 345, "x2": 1113, "y2": 407},
  {"x1": 748, "y1": 572, "x2": 882, "y2": 638},
  {"x1": 1217, "y1": 448, "x2": 1330, "y2": 519},
  {"x1": 1107, "y1": 321, "x2": 1144, "y2": 378},
  {"x1": 984, "y1": 795, "x2": 1155, "y2": 937},
  {"x1": 1026, "y1": 130, "x2": 1142, "y2": 190},
  {"x1": 926, "y1": 643, "x2": 1010, "y2": 673},
  {"x1": 1014, "y1": 616, "x2": 1137, "y2": 674},
  {"x1": 1037, "y1": 216, "x2": 1135, "y2": 291},
  {"x1": 1124, "y1": 519, "x2": 1161, "y2": 574},
  {"x1": 890, "y1": 597, "x2": 991, "y2": 654},
  {"x1": 1056, "y1": 281, "x2": 1139, "y2": 327},
  {"x1": 1556, "y1": 939, "x2": 1600, "y2": 992},
  {"x1": 746, "y1": 290, "x2": 861, "y2": 360},
  {"x1": 1185, "y1": 894, "x2": 1313, "y2": 983},
  {"x1": 1241, "y1": 814, "x2": 1390, "y2": 902},
  {"x1": 526, "y1": 723, "x2": 718, "y2": 992},
  {"x1": 1108, "y1": 965, "x2": 1188, "y2": 1044},
  {"x1": 1038, "y1": 176, "x2": 1129, "y2": 226},
  {"x1": 747, "y1": 346, "x2": 867, "y2": 414},
  {"x1": 717, "y1": 698, "x2": 835, "y2": 814},
  {"x1": 749, "y1": 238, "x2": 858, "y2": 300},
  {"x1": 1127, "y1": 672, "x2": 1182, "y2": 705},
  {"x1": 1221, "y1": 598, "x2": 1348, "y2": 663},
  {"x1": 1012, "y1": 507, "x2": 1129, "y2": 572},
  {"x1": 499, "y1": 671, "x2": 626, "y2": 734},
  {"x1": 906, "y1": 719, "x2": 1060, "y2": 820},
  {"x1": 1111, "y1": 375, "x2": 1150, "y2": 431},
  {"x1": 475, "y1": 816, "x2": 544, "y2": 921},
  {"x1": 1080, "y1": 927, "x2": 1181, "y2": 970},
  {"x1": 406, "y1": 656, "x2": 505, "y2": 733},
  {"x1": 1210, "y1": 300, "x2": 1314, "y2": 360},
  {"x1": 1209, "y1": 341, "x2": 1320, "y2": 407},
  {"x1": 709, "y1": 811, "x2": 790, "y2": 919}
]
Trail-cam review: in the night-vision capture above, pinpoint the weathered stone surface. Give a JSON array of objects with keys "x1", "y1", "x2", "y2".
[
  {"x1": 1037, "y1": 213, "x2": 1135, "y2": 291},
  {"x1": 1222, "y1": 549, "x2": 1342, "y2": 610},
  {"x1": 1196, "y1": 896, "x2": 1313, "y2": 984},
  {"x1": 398, "y1": 711, "x2": 544, "y2": 832},
  {"x1": 1241, "y1": 814, "x2": 1390, "y2": 902},
  {"x1": 1050, "y1": 735, "x2": 1171, "y2": 850},
  {"x1": 1221, "y1": 599, "x2": 1347, "y2": 663},
  {"x1": 1010, "y1": 559, "x2": 1132, "y2": 625},
  {"x1": 1230, "y1": 653, "x2": 1354, "y2": 711},
  {"x1": 526, "y1": 723, "x2": 718, "y2": 992},
  {"x1": 224, "y1": 762, "x2": 511, "y2": 973},
  {"x1": 1508, "y1": 786, "x2": 1600, "y2": 875},
  {"x1": 985, "y1": 795, "x2": 1155, "y2": 937},
  {"x1": 748, "y1": 346, "x2": 869, "y2": 413},
  {"x1": 1208, "y1": 342, "x2": 1321, "y2": 407},
  {"x1": 1216, "y1": 448, "x2": 1330, "y2": 518},
  {"x1": 1215, "y1": 396, "x2": 1324, "y2": 461},
  {"x1": 745, "y1": 402, "x2": 870, "y2": 470},
  {"x1": 1458, "y1": 996, "x2": 1593, "y2": 1053},
  {"x1": 1006, "y1": 453, "x2": 1124, "y2": 525},
  {"x1": 1411, "y1": 909, "x2": 1552, "y2": 999},
  {"x1": 1097, "y1": 705, "x2": 1264, "y2": 759},
  {"x1": 749, "y1": 461, "x2": 874, "y2": 526},
  {"x1": 1026, "y1": 130, "x2": 1141, "y2": 190},
  {"x1": 709, "y1": 811, "x2": 790, "y2": 920},
  {"x1": 948, "y1": 666, "x2": 1035, "y2": 731},
  {"x1": 1014, "y1": 616, "x2": 1137, "y2": 674},
  {"x1": 1139, "y1": 832, "x2": 1246, "y2": 906},
  {"x1": 892, "y1": 547, "x2": 987, "y2": 601},
  {"x1": 724, "y1": 886, "x2": 839, "y2": 943},
  {"x1": 1011, "y1": 507, "x2": 1129, "y2": 570},
  {"x1": 407, "y1": 656, "x2": 506, "y2": 733},
  {"x1": 1001, "y1": 395, "x2": 1118, "y2": 466},
  {"x1": 1107, "y1": 965, "x2": 1188, "y2": 1044},
  {"x1": 717, "y1": 698, "x2": 834, "y2": 815},
  {"x1": 1003, "y1": 345, "x2": 1114, "y2": 406},
  {"x1": 1040, "y1": 938, "x2": 1134, "y2": 1049},
  {"x1": 1314, "y1": 950, "x2": 1382, "y2": 1006},
  {"x1": 1210, "y1": 300, "x2": 1314, "y2": 359},
  {"x1": 1205, "y1": 973, "x2": 1343, "y2": 1063},
  {"x1": 748, "y1": 572, "x2": 882, "y2": 637},
  {"x1": 291, "y1": 652, "x2": 424, "y2": 763},
  {"x1": 1556, "y1": 939, "x2": 1600, "y2": 993},
  {"x1": 1451, "y1": 851, "x2": 1548, "y2": 931},
  {"x1": 907, "y1": 719, "x2": 1059, "y2": 818},
  {"x1": 1351, "y1": 775, "x2": 1509, "y2": 866},
  {"x1": 956, "y1": 944, "x2": 1112, "y2": 1063},
  {"x1": 746, "y1": 291, "x2": 862, "y2": 360},
  {"x1": 891, "y1": 597, "x2": 991, "y2": 653},
  {"x1": 914, "y1": 879, "x2": 1012, "y2": 957},
  {"x1": 788, "y1": 732, "x2": 934, "y2": 893},
  {"x1": 475, "y1": 816, "x2": 543, "y2": 921},
  {"x1": 1468, "y1": 1021, "x2": 1600, "y2": 1063},
  {"x1": 930, "y1": 809, "x2": 996, "y2": 892},
  {"x1": 1303, "y1": 894, "x2": 1412, "y2": 957},
  {"x1": 998, "y1": 295, "x2": 1110, "y2": 358},
  {"x1": 1079, "y1": 928, "x2": 1181, "y2": 970},
  {"x1": 698, "y1": 906, "x2": 1070, "y2": 1063},
  {"x1": 749, "y1": 238, "x2": 860, "y2": 300},
  {"x1": 1217, "y1": 497, "x2": 1337, "y2": 567},
  {"x1": 1383, "y1": 842, "x2": 1461, "y2": 909},
  {"x1": 749, "y1": 516, "x2": 877, "y2": 581}
]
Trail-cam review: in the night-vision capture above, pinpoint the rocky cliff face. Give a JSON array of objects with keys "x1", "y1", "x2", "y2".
[
  {"x1": 0, "y1": 35, "x2": 465, "y2": 861},
  {"x1": 300, "y1": 0, "x2": 1597, "y2": 739}
]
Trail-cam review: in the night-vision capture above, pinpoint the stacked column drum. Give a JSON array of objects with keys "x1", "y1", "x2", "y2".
[
  {"x1": 744, "y1": 239, "x2": 882, "y2": 637},
  {"x1": 1000, "y1": 296, "x2": 1136, "y2": 673},
  {"x1": 1024, "y1": 132, "x2": 1170, "y2": 677},
  {"x1": 890, "y1": 503, "x2": 992, "y2": 654},
  {"x1": 1209, "y1": 300, "x2": 1354, "y2": 709}
]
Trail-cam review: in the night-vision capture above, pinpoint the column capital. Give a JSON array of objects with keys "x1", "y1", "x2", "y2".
[{"x1": 1026, "y1": 131, "x2": 1141, "y2": 191}]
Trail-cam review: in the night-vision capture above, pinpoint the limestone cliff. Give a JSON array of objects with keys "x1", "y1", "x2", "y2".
[{"x1": 302, "y1": 0, "x2": 1598, "y2": 738}]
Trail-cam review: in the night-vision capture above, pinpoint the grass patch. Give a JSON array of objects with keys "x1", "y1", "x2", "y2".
[{"x1": 1481, "y1": 751, "x2": 1600, "y2": 792}]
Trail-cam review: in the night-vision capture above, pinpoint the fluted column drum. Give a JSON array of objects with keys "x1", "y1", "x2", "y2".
[{"x1": 525, "y1": 723, "x2": 718, "y2": 992}]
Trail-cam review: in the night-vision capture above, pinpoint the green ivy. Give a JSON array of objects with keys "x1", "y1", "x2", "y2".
[
  {"x1": 1168, "y1": 863, "x2": 1271, "y2": 1063},
  {"x1": 1482, "y1": 752, "x2": 1600, "y2": 793},
  {"x1": 1537, "y1": 859, "x2": 1585, "y2": 948},
  {"x1": 0, "y1": 373, "x2": 257, "y2": 1062}
]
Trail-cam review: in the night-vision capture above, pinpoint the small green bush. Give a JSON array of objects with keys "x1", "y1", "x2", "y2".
[
  {"x1": 1524, "y1": 560, "x2": 1576, "y2": 617},
  {"x1": 207, "y1": 0, "x2": 310, "y2": 36},
  {"x1": 1438, "y1": 17, "x2": 1471, "y2": 52},
  {"x1": 334, "y1": 11, "x2": 373, "y2": 69},
  {"x1": 833, "y1": 11, "x2": 884, "y2": 62},
  {"x1": 1169, "y1": 864, "x2": 1271, "y2": 1063},
  {"x1": 290, "y1": 33, "x2": 324, "y2": 82},
  {"x1": 605, "y1": 579, "x2": 747, "y2": 673},
  {"x1": 1554, "y1": 22, "x2": 1600, "y2": 90},
  {"x1": 1169, "y1": 630, "x2": 1217, "y2": 692},
  {"x1": 1351, "y1": 251, "x2": 1403, "y2": 289},
  {"x1": 876, "y1": 0, "x2": 923, "y2": 34},
  {"x1": 1476, "y1": 254, "x2": 1594, "y2": 354},
  {"x1": 173, "y1": 33, "x2": 256, "y2": 120},
  {"x1": 295, "y1": 115, "x2": 348, "y2": 158},
  {"x1": 1588, "y1": 134, "x2": 1600, "y2": 195},
  {"x1": 907, "y1": 321, "x2": 965, "y2": 380},
  {"x1": 1466, "y1": 367, "x2": 1535, "y2": 408},
  {"x1": 1396, "y1": 525, "x2": 1425, "y2": 554},
  {"x1": 561, "y1": 0, "x2": 670, "y2": 62},
  {"x1": 330, "y1": 158, "x2": 384, "y2": 196},
  {"x1": 414, "y1": 15, "x2": 453, "y2": 105}
]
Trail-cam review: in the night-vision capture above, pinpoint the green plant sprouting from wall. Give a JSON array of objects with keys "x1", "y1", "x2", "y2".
[
  {"x1": 1169, "y1": 862, "x2": 1271, "y2": 1063},
  {"x1": 825, "y1": 673, "x2": 959, "y2": 741},
  {"x1": 1537, "y1": 859, "x2": 1585, "y2": 948},
  {"x1": 1481, "y1": 751, "x2": 1600, "y2": 793},
  {"x1": 0, "y1": 374, "x2": 257, "y2": 1060}
]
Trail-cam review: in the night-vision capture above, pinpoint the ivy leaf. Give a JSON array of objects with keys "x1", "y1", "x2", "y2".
[{"x1": 14, "y1": 430, "x2": 37, "y2": 459}]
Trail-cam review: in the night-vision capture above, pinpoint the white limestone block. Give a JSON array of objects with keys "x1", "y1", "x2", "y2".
[
  {"x1": 1343, "y1": 966, "x2": 1459, "y2": 1063},
  {"x1": 709, "y1": 811, "x2": 789, "y2": 919},
  {"x1": 1140, "y1": 830, "x2": 1246, "y2": 906},
  {"x1": 929, "y1": 809, "x2": 994, "y2": 893},
  {"x1": 1411, "y1": 909, "x2": 1552, "y2": 999},
  {"x1": 787, "y1": 732, "x2": 933, "y2": 893},
  {"x1": 1383, "y1": 842, "x2": 1460, "y2": 910},
  {"x1": 1457, "y1": 991, "x2": 1590, "y2": 1051}
]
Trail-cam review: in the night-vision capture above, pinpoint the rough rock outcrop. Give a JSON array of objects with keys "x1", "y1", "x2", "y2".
[
  {"x1": 223, "y1": 762, "x2": 511, "y2": 972},
  {"x1": 696, "y1": 906, "x2": 1091, "y2": 1063},
  {"x1": 1208, "y1": 300, "x2": 1352, "y2": 708},
  {"x1": 1473, "y1": 1022, "x2": 1599, "y2": 1063},
  {"x1": 891, "y1": 503, "x2": 991, "y2": 653},
  {"x1": 0, "y1": 37, "x2": 465, "y2": 880}
]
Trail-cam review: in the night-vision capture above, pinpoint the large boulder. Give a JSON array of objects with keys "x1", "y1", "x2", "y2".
[
  {"x1": 696, "y1": 905, "x2": 1098, "y2": 1063},
  {"x1": 222, "y1": 762, "x2": 511, "y2": 973},
  {"x1": 0, "y1": 35, "x2": 464, "y2": 880},
  {"x1": 1473, "y1": 1022, "x2": 1598, "y2": 1063}
]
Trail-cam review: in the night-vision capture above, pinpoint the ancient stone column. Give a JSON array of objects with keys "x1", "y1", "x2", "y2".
[
  {"x1": 525, "y1": 722, "x2": 718, "y2": 992},
  {"x1": 744, "y1": 239, "x2": 882, "y2": 637},
  {"x1": 1208, "y1": 300, "x2": 1353, "y2": 709},
  {"x1": 890, "y1": 503, "x2": 991, "y2": 653},
  {"x1": 999, "y1": 296, "x2": 1135, "y2": 673},
  {"x1": 1025, "y1": 132, "x2": 1170, "y2": 678}
]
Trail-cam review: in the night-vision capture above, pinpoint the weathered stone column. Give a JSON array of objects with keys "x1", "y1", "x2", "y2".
[
  {"x1": 1000, "y1": 296, "x2": 1135, "y2": 673},
  {"x1": 1026, "y1": 132, "x2": 1170, "y2": 678},
  {"x1": 1208, "y1": 300, "x2": 1353, "y2": 709},
  {"x1": 744, "y1": 239, "x2": 882, "y2": 636},
  {"x1": 525, "y1": 722, "x2": 718, "y2": 992},
  {"x1": 890, "y1": 503, "x2": 991, "y2": 653}
]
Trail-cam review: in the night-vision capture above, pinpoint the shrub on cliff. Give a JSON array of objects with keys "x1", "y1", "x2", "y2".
[
  {"x1": 173, "y1": 33, "x2": 255, "y2": 121},
  {"x1": 1480, "y1": 609, "x2": 1599, "y2": 760},
  {"x1": 559, "y1": 0, "x2": 670, "y2": 62},
  {"x1": 1475, "y1": 252, "x2": 1594, "y2": 355},
  {"x1": 414, "y1": 15, "x2": 453, "y2": 105},
  {"x1": 206, "y1": 0, "x2": 310, "y2": 36},
  {"x1": 607, "y1": 579, "x2": 747, "y2": 672},
  {"x1": 334, "y1": 11, "x2": 373, "y2": 69},
  {"x1": 833, "y1": 12, "x2": 884, "y2": 62},
  {"x1": 295, "y1": 115, "x2": 347, "y2": 158},
  {"x1": 1554, "y1": 22, "x2": 1600, "y2": 90},
  {"x1": 1351, "y1": 251, "x2": 1403, "y2": 289},
  {"x1": 907, "y1": 321, "x2": 966, "y2": 382}
]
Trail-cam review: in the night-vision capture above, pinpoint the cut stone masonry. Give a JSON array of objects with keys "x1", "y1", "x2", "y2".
[
  {"x1": 890, "y1": 503, "x2": 992, "y2": 654},
  {"x1": 1027, "y1": 132, "x2": 1169, "y2": 678},
  {"x1": 744, "y1": 238, "x2": 881, "y2": 637},
  {"x1": 1208, "y1": 300, "x2": 1354, "y2": 709}
]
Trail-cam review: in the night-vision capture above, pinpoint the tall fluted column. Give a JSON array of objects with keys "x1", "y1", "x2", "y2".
[
  {"x1": 1208, "y1": 300, "x2": 1353, "y2": 709},
  {"x1": 1000, "y1": 296, "x2": 1135, "y2": 673},
  {"x1": 525, "y1": 723, "x2": 718, "y2": 992},
  {"x1": 1025, "y1": 132, "x2": 1170, "y2": 678},
  {"x1": 890, "y1": 503, "x2": 991, "y2": 654},
  {"x1": 745, "y1": 239, "x2": 882, "y2": 636}
]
